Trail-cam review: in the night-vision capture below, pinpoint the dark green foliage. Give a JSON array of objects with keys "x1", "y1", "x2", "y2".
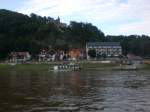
[
  {"x1": 68, "y1": 21, "x2": 105, "y2": 45},
  {"x1": 88, "y1": 49, "x2": 96, "y2": 58},
  {"x1": 101, "y1": 53, "x2": 107, "y2": 59}
]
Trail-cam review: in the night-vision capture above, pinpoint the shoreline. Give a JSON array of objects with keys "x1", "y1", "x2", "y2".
[{"x1": 0, "y1": 61, "x2": 150, "y2": 72}]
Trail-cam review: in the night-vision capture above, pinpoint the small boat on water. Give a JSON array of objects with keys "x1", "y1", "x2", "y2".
[
  {"x1": 49, "y1": 63, "x2": 81, "y2": 71},
  {"x1": 121, "y1": 64, "x2": 137, "y2": 70},
  {"x1": 116, "y1": 64, "x2": 138, "y2": 70}
]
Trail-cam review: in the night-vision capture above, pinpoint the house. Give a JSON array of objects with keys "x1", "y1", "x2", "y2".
[
  {"x1": 86, "y1": 42, "x2": 122, "y2": 59},
  {"x1": 38, "y1": 49, "x2": 48, "y2": 61},
  {"x1": 38, "y1": 49, "x2": 55, "y2": 62},
  {"x1": 67, "y1": 49, "x2": 84, "y2": 60},
  {"x1": 9, "y1": 52, "x2": 31, "y2": 62},
  {"x1": 55, "y1": 50, "x2": 65, "y2": 61}
]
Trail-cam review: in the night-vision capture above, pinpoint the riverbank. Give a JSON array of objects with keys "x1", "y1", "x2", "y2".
[{"x1": 0, "y1": 61, "x2": 150, "y2": 72}]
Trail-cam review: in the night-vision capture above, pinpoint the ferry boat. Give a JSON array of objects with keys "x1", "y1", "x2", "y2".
[
  {"x1": 115, "y1": 64, "x2": 138, "y2": 70},
  {"x1": 120, "y1": 64, "x2": 137, "y2": 70},
  {"x1": 49, "y1": 63, "x2": 81, "y2": 71}
]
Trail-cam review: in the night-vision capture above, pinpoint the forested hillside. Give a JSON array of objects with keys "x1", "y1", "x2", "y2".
[{"x1": 0, "y1": 9, "x2": 150, "y2": 59}]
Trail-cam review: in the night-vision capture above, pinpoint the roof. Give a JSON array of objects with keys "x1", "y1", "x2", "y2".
[
  {"x1": 69, "y1": 48, "x2": 84, "y2": 51},
  {"x1": 86, "y1": 42, "x2": 121, "y2": 46},
  {"x1": 10, "y1": 52, "x2": 30, "y2": 56}
]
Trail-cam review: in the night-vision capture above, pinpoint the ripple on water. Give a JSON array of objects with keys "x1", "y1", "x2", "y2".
[{"x1": 0, "y1": 70, "x2": 150, "y2": 112}]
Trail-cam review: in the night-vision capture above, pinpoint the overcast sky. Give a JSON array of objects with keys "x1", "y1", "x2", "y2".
[{"x1": 0, "y1": 0, "x2": 150, "y2": 35}]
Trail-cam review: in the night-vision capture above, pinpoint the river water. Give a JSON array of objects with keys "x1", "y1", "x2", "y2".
[{"x1": 0, "y1": 70, "x2": 150, "y2": 112}]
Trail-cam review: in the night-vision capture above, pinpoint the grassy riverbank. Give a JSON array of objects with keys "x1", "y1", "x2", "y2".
[
  {"x1": 0, "y1": 63, "x2": 48, "y2": 72},
  {"x1": 0, "y1": 61, "x2": 150, "y2": 72}
]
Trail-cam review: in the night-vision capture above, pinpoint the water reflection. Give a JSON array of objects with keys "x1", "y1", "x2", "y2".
[{"x1": 0, "y1": 70, "x2": 150, "y2": 112}]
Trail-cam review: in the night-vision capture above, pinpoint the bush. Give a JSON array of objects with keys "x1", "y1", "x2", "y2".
[{"x1": 88, "y1": 49, "x2": 96, "y2": 58}]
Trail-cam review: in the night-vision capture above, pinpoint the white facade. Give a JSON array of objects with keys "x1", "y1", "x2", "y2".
[{"x1": 86, "y1": 42, "x2": 122, "y2": 59}]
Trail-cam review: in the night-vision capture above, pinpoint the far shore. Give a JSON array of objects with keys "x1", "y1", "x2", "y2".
[{"x1": 0, "y1": 60, "x2": 150, "y2": 72}]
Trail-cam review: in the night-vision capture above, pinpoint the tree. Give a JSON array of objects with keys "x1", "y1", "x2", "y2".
[
  {"x1": 88, "y1": 49, "x2": 96, "y2": 58},
  {"x1": 101, "y1": 53, "x2": 107, "y2": 60}
]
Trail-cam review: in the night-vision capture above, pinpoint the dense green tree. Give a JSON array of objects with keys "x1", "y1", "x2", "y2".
[
  {"x1": 88, "y1": 49, "x2": 96, "y2": 58},
  {"x1": 68, "y1": 21, "x2": 105, "y2": 45}
]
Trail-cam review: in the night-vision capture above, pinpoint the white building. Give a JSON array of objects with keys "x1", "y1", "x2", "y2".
[{"x1": 86, "y1": 42, "x2": 122, "y2": 59}]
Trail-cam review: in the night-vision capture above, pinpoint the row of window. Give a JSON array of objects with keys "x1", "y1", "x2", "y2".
[
  {"x1": 97, "y1": 52, "x2": 122, "y2": 54},
  {"x1": 87, "y1": 46, "x2": 121, "y2": 49},
  {"x1": 96, "y1": 49, "x2": 122, "y2": 52}
]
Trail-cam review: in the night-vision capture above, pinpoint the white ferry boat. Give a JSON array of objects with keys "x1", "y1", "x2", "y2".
[{"x1": 49, "y1": 63, "x2": 81, "y2": 71}]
